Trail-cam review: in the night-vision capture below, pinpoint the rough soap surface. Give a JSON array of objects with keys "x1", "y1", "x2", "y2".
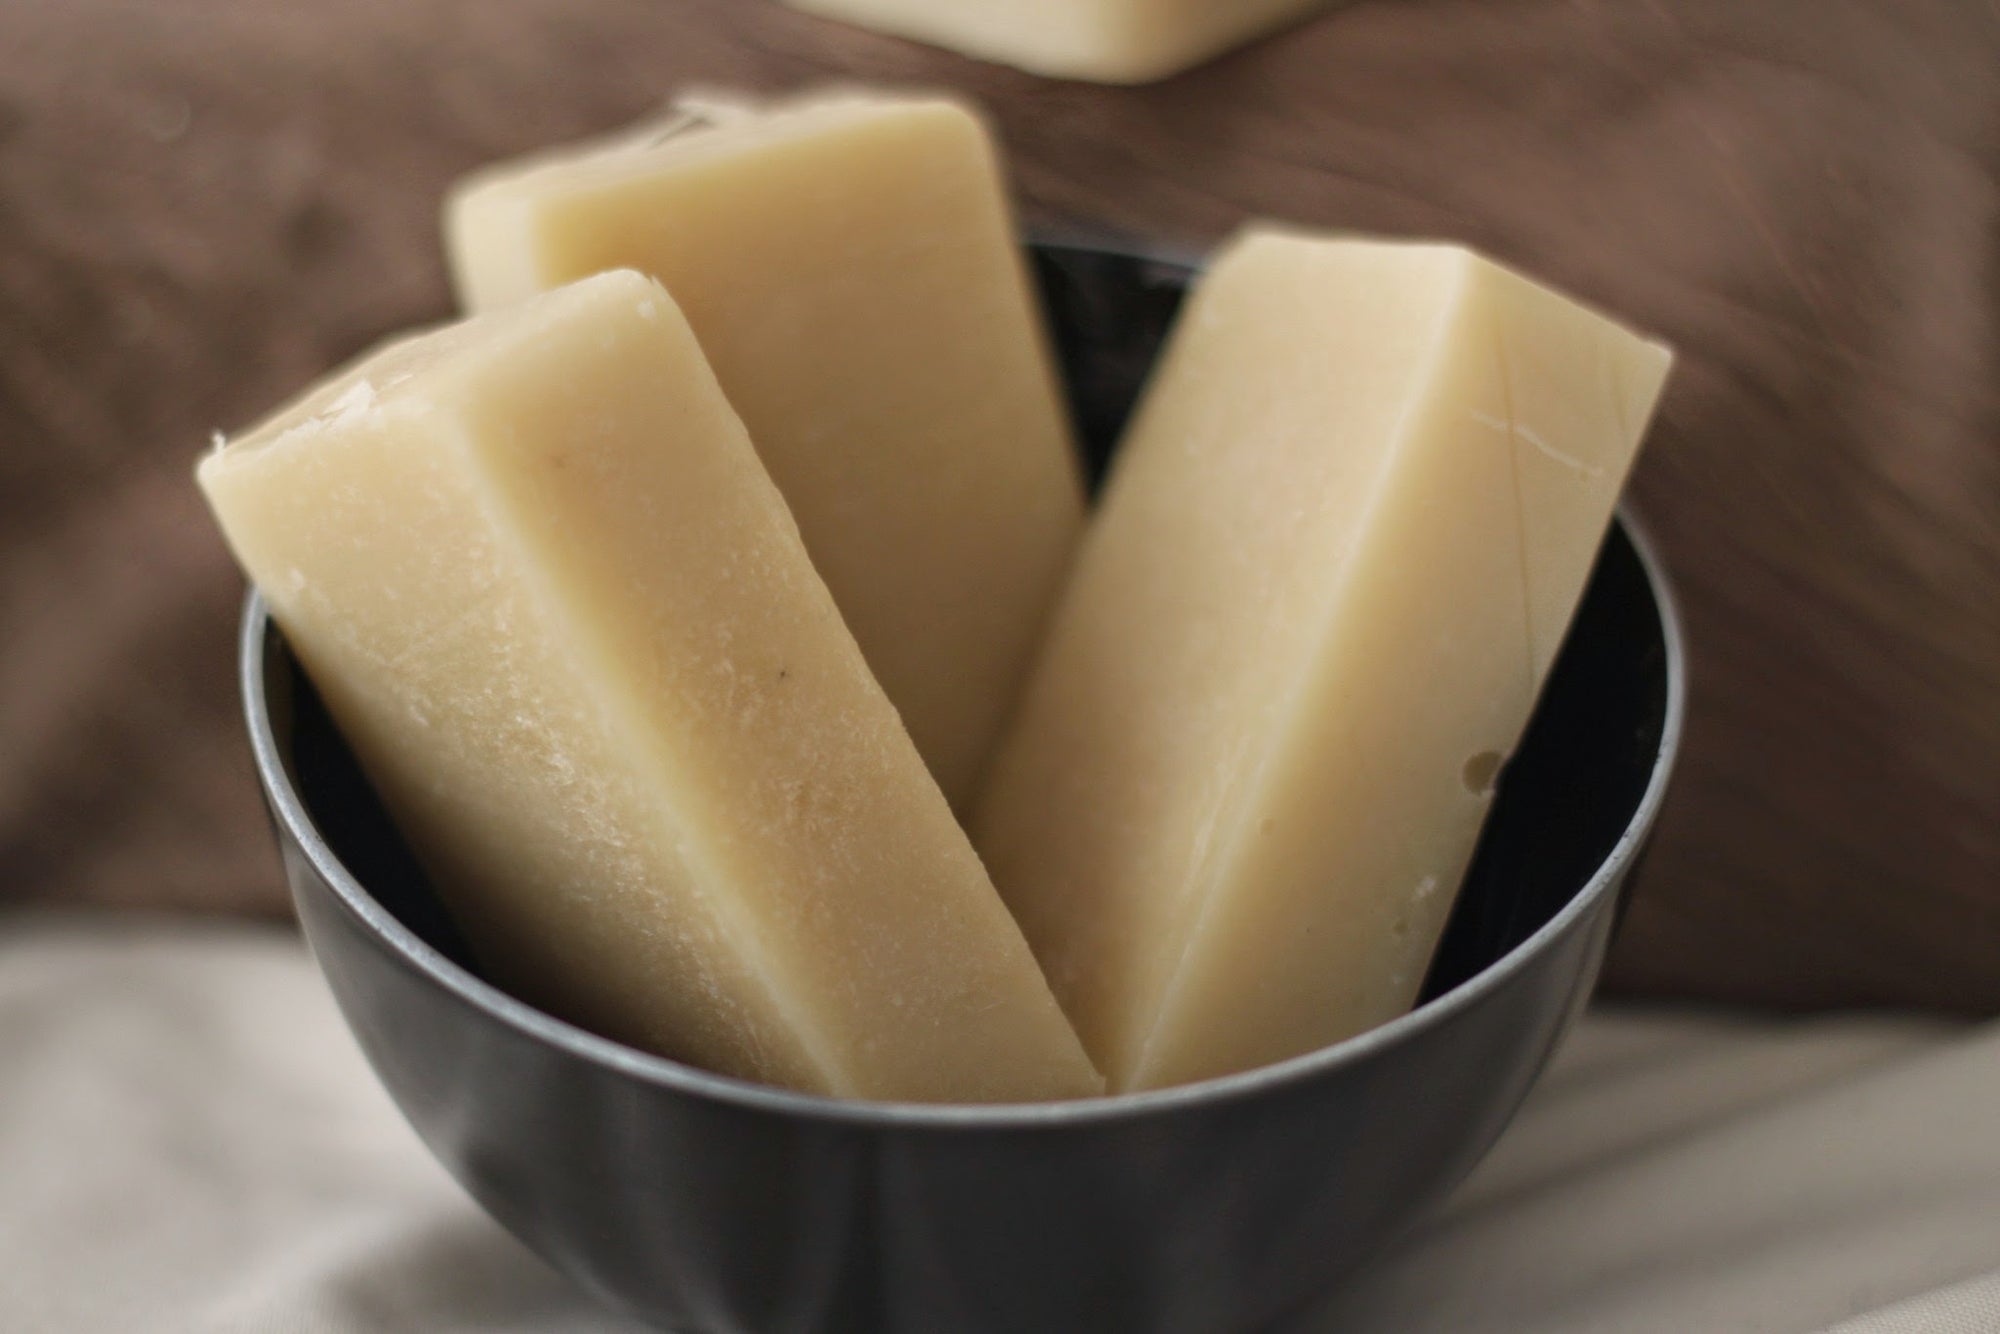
[
  {"x1": 198, "y1": 270, "x2": 1101, "y2": 1104},
  {"x1": 446, "y1": 90, "x2": 1082, "y2": 810}
]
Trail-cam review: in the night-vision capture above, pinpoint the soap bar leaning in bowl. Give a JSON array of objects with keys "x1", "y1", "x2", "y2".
[
  {"x1": 975, "y1": 227, "x2": 1673, "y2": 1093},
  {"x1": 446, "y1": 90, "x2": 1082, "y2": 810},
  {"x1": 197, "y1": 270, "x2": 1101, "y2": 1105},
  {"x1": 781, "y1": 0, "x2": 1333, "y2": 83}
]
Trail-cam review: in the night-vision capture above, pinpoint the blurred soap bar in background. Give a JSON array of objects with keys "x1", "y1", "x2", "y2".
[
  {"x1": 976, "y1": 227, "x2": 1672, "y2": 1092},
  {"x1": 781, "y1": 0, "x2": 1335, "y2": 83},
  {"x1": 197, "y1": 269, "x2": 1101, "y2": 1105},
  {"x1": 447, "y1": 90, "x2": 1081, "y2": 810}
]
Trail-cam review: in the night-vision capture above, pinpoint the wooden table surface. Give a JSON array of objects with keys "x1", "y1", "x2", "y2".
[{"x1": 2, "y1": 0, "x2": 1995, "y2": 1013}]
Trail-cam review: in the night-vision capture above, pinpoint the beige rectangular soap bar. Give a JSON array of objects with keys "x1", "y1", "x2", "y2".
[
  {"x1": 446, "y1": 90, "x2": 1081, "y2": 809},
  {"x1": 197, "y1": 269, "x2": 1100, "y2": 1104},
  {"x1": 975, "y1": 227, "x2": 1672, "y2": 1093},
  {"x1": 782, "y1": 0, "x2": 1333, "y2": 83}
]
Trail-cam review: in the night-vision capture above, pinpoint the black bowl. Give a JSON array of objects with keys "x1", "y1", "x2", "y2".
[{"x1": 240, "y1": 243, "x2": 1685, "y2": 1334}]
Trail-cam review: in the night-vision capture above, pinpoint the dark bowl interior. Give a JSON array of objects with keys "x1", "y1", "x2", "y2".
[{"x1": 245, "y1": 242, "x2": 1684, "y2": 1334}]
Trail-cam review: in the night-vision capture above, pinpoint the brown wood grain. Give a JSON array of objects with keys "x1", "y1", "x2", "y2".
[{"x1": 1, "y1": 0, "x2": 1994, "y2": 1011}]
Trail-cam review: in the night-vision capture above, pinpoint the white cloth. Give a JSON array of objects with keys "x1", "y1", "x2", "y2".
[{"x1": 2, "y1": 911, "x2": 1996, "y2": 1333}]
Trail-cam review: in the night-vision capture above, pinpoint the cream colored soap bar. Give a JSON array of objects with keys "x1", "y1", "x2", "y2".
[
  {"x1": 197, "y1": 270, "x2": 1100, "y2": 1104},
  {"x1": 781, "y1": 0, "x2": 1332, "y2": 83},
  {"x1": 975, "y1": 227, "x2": 1672, "y2": 1093},
  {"x1": 446, "y1": 90, "x2": 1081, "y2": 809}
]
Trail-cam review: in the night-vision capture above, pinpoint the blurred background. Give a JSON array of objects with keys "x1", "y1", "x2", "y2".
[{"x1": 1, "y1": 0, "x2": 1995, "y2": 1017}]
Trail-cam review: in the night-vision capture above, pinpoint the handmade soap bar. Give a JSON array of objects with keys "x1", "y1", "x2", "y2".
[
  {"x1": 975, "y1": 228, "x2": 1672, "y2": 1093},
  {"x1": 781, "y1": 0, "x2": 1333, "y2": 83},
  {"x1": 197, "y1": 270, "x2": 1100, "y2": 1104},
  {"x1": 446, "y1": 90, "x2": 1081, "y2": 809}
]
